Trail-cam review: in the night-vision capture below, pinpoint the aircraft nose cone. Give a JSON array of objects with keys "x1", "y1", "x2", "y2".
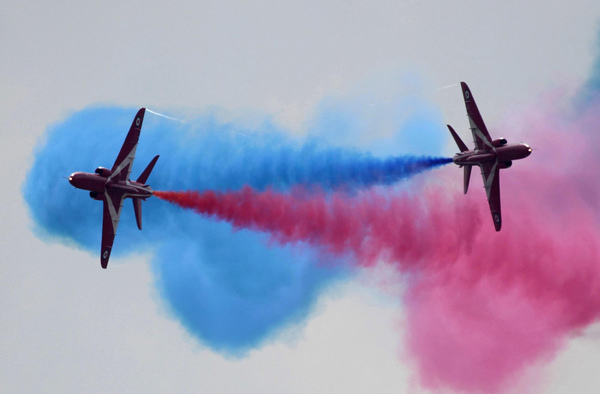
[{"x1": 68, "y1": 172, "x2": 84, "y2": 188}]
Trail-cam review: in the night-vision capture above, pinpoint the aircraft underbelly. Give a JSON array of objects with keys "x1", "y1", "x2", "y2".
[{"x1": 72, "y1": 174, "x2": 106, "y2": 193}]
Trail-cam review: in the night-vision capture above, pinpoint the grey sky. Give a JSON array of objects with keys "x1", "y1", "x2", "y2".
[{"x1": 2, "y1": 1, "x2": 600, "y2": 393}]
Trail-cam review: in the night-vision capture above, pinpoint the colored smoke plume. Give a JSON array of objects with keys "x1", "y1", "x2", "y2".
[
  {"x1": 24, "y1": 34, "x2": 600, "y2": 392},
  {"x1": 23, "y1": 91, "x2": 448, "y2": 355},
  {"x1": 153, "y1": 187, "x2": 461, "y2": 268},
  {"x1": 155, "y1": 88, "x2": 600, "y2": 392}
]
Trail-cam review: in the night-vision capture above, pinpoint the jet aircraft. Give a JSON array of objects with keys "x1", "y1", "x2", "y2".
[
  {"x1": 68, "y1": 108, "x2": 159, "y2": 268},
  {"x1": 448, "y1": 82, "x2": 531, "y2": 231}
]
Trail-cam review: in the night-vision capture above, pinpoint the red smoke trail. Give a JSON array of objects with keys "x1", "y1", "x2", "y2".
[
  {"x1": 154, "y1": 97, "x2": 600, "y2": 393},
  {"x1": 155, "y1": 186, "x2": 473, "y2": 268}
]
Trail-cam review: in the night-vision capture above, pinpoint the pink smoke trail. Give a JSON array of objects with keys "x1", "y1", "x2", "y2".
[
  {"x1": 155, "y1": 186, "x2": 473, "y2": 270},
  {"x1": 400, "y1": 94, "x2": 600, "y2": 392},
  {"x1": 154, "y1": 96, "x2": 600, "y2": 393}
]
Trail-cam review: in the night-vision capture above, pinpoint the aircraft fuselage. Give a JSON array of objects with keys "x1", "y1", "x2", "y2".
[
  {"x1": 68, "y1": 172, "x2": 154, "y2": 199},
  {"x1": 453, "y1": 143, "x2": 532, "y2": 166}
]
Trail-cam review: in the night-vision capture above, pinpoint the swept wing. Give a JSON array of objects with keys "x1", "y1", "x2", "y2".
[
  {"x1": 108, "y1": 108, "x2": 146, "y2": 183},
  {"x1": 100, "y1": 191, "x2": 126, "y2": 268},
  {"x1": 479, "y1": 161, "x2": 502, "y2": 231},
  {"x1": 461, "y1": 82, "x2": 494, "y2": 151}
]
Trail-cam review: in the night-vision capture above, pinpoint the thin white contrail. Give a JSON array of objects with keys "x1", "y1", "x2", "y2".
[
  {"x1": 146, "y1": 108, "x2": 251, "y2": 138},
  {"x1": 146, "y1": 108, "x2": 188, "y2": 124},
  {"x1": 438, "y1": 83, "x2": 459, "y2": 91},
  {"x1": 147, "y1": 107, "x2": 252, "y2": 138}
]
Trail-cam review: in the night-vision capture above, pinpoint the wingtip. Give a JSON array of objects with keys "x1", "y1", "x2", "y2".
[
  {"x1": 492, "y1": 212, "x2": 502, "y2": 232},
  {"x1": 460, "y1": 82, "x2": 472, "y2": 97},
  {"x1": 135, "y1": 108, "x2": 146, "y2": 122},
  {"x1": 101, "y1": 247, "x2": 111, "y2": 269}
]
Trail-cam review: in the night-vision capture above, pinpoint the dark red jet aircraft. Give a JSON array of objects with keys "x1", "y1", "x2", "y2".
[
  {"x1": 68, "y1": 108, "x2": 159, "y2": 268},
  {"x1": 448, "y1": 82, "x2": 532, "y2": 231}
]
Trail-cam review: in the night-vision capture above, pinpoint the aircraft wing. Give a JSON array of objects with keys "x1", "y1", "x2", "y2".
[
  {"x1": 461, "y1": 82, "x2": 494, "y2": 152},
  {"x1": 108, "y1": 108, "x2": 146, "y2": 183},
  {"x1": 100, "y1": 191, "x2": 126, "y2": 268},
  {"x1": 479, "y1": 161, "x2": 502, "y2": 231}
]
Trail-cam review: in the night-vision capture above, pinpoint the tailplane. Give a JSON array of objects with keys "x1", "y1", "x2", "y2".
[
  {"x1": 448, "y1": 125, "x2": 472, "y2": 194},
  {"x1": 133, "y1": 198, "x2": 143, "y2": 230},
  {"x1": 463, "y1": 165, "x2": 472, "y2": 194}
]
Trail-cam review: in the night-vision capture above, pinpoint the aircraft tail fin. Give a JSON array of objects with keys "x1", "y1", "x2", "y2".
[
  {"x1": 137, "y1": 155, "x2": 159, "y2": 184},
  {"x1": 447, "y1": 125, "x2": 469, "y2": 152},
  {"x1": 463, "y1": 165, "x2": 472, "y2": 194},
  {"x1": 133, "y1": 198, "x2": 142, "y2": 230}
]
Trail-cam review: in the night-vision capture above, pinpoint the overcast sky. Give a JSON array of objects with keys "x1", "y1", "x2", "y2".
[{"x1": 3, "y1": 1, "x2": 600, "y2": 393}]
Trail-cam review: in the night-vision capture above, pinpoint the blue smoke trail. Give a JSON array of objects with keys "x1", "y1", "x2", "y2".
[{"x1": 23, "y1": 100, "x2": 448, "y2": 354}]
